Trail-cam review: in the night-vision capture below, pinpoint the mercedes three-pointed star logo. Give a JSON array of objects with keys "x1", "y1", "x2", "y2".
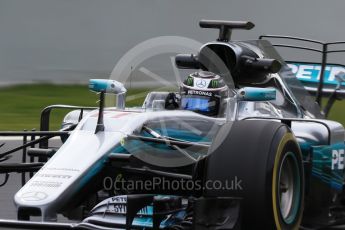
[
  {"x1": 21, "y1": 191, "x2": 48, "y2": 202},
  {"x1": 196, "y1": 79, "x2": 207, "y2": 88}
]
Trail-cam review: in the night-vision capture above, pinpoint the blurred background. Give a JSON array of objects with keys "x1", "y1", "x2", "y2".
[{"x1": 0, "y1": 0, "x2": 345, "y2": 130}]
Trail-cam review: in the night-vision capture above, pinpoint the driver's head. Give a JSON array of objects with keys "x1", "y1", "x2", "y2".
[{"x1": 180, "y1": 71, "x2": 229, "y2": 117}]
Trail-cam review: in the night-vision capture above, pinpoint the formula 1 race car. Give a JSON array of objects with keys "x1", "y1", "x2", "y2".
[{"x1": 0, "y1": 20, "x2": 345, "y2": 230}]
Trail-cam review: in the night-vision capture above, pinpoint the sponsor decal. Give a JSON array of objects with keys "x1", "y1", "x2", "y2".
[
  {"x1": 288, "y1": 63, "x2": 345, "y2": 85},
  {"x1": 21, "y1": 191, "x2": 48, "y2": 202},
  {"x1": 91, "y1": 111, "x2": 111, "y2": 118},
  {"x1": 107, "y1": 196, "x2": 127, "y2": 214},
  {"x1": 332, "y1": 149, "x2": 345, "y2": 170},
  {"x1": 36, "y1": 174, "x2": 72, "y2": 179},
  {"x1": 111, "y1": 112, "x2": 132, "y2": 119},
  {"x1": 112, "y1": 204, "x2": 127, "y2": 214},
  {"x1": 196, "y1": 79, "x2": 207, "y2": 88},
  {"x1": 30, "y1": 181, "x2": 62, "y2": 188},
  {"x1": 111, "y1": 196, "x2": 127, "y2": 203},
  {"x1": 45, "y1": 167, "x2": 80, "y2": 172},
  {"x1": 110, "y1": 204, "x2": 149, "y2": 215},
  {"x1": 193, "y1": 77, "x2": 211, "y2": 89},
  {"x1": 187, "y1": 90, "x2": 212, "y2": 97},
  {"x1": 186, "y1": 77, "x2": 193, "y2": 86},
  {"x1": 91, "y1": 111, "x2": 134, "y2": 119},
  {"x1": 106, "y1": 196, "x2": 150, "y2": 214},
  {"x1": 210, "y1": 79, "x2": 219, "y2": 88}
]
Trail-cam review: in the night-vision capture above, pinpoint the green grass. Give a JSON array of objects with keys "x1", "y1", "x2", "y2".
[
  {"x1": 0, "y1": 84, "x2": 345, "y2": 131},
  {"x1": 326, "y1": 100, "x2": 345, "y2": 125},
  {"x1": 0, "y1": 84, "x2": 148, "y2": 131}
]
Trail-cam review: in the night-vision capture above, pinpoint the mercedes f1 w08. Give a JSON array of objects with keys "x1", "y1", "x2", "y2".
[{"x1": 0, "y1": 20, "x2": 345, "y2": 230}]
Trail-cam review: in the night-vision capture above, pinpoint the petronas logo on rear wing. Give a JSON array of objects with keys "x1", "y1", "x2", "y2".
[
  {"x1": 287, "y1": 62, "x2": 345, "y2": 99},
  {"x1": 287, "y1": 62, "x2": 345, "y2": 86},
  {"x1": 259, "y1": 35, "x2": 345, "y2": 109}
]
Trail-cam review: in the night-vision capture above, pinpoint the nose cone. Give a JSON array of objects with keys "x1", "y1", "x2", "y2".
[{"x1": 14, "y1": 129, "x2": 123, "y2": 220}]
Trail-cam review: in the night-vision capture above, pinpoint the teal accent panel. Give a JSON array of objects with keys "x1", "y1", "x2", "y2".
[
  {"x1": 239, "y1": 87, "x2": 276, "y2": 101},
  {"x1": 311, "y1": 143, "x2": 345, "y2": 191}
]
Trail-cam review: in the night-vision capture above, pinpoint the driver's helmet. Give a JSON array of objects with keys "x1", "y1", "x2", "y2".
[{"x1": 180, "y1": 71, "x2": 229, "y2": 117}]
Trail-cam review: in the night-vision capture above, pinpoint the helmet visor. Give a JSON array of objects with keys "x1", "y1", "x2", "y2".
[{"x1": 181, "y1": 95, "x2": 219, "y2": 116}]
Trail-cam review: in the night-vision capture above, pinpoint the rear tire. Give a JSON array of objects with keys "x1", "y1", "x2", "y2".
[{"x1": 205, "y1": 120, "x2": 304, "y2": 229}]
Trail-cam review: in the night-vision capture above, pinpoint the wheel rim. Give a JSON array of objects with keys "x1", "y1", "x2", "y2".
[{"x1": 277, "y1": 152, "x2": 301, "y2": 224}]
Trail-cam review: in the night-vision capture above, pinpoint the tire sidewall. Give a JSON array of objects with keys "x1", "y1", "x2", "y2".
[
  {"x1": 204, "y1": 120, "x2": 304, "y2": 229},
  {"x1": 268, "y1": 130, "x2": 304, "y2": 230}
]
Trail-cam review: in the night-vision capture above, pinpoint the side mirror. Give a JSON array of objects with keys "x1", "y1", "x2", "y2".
[
  {"x1": 89, "y1": 79, "x2": 128, "y2": 133},
  {"x1": 175, "y1": 54, "x2": 200, "y2": 69},
  {"x1": 237, "y1": 87, "x2": 276, "y2": 101},
  {"x1": 89, "y1": 79, "x2": 127, "y2": 110},
  {"x1": 241, "y1": 56, "x2": 282, "y2": 74},
  {"x1": 89, "y1": 79, "x2": 127, "y2": 94}
]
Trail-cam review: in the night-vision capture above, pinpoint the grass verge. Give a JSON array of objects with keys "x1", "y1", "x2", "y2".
[
  {"x1": 0, "y1": 84, "x2": 344, "y2": 130},
  {"x1": 0, "y1": 84, "x2": 148, "y2": 131}
]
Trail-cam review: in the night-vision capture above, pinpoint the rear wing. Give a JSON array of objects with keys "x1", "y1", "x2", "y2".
[
  {"x1": 286, "y1": 61, "x2": 345, "y2": 97},
  {"x1": 259, "y1": 35, "x2": 345, "y2": 117},
  {"x1": 259, "y1": 35, "x2": 345, "y2": 99}
]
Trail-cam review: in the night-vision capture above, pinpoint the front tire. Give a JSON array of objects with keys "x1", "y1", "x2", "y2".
[{"x1": 204, "y1": 120, "x2": 304, "y2": 230}]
